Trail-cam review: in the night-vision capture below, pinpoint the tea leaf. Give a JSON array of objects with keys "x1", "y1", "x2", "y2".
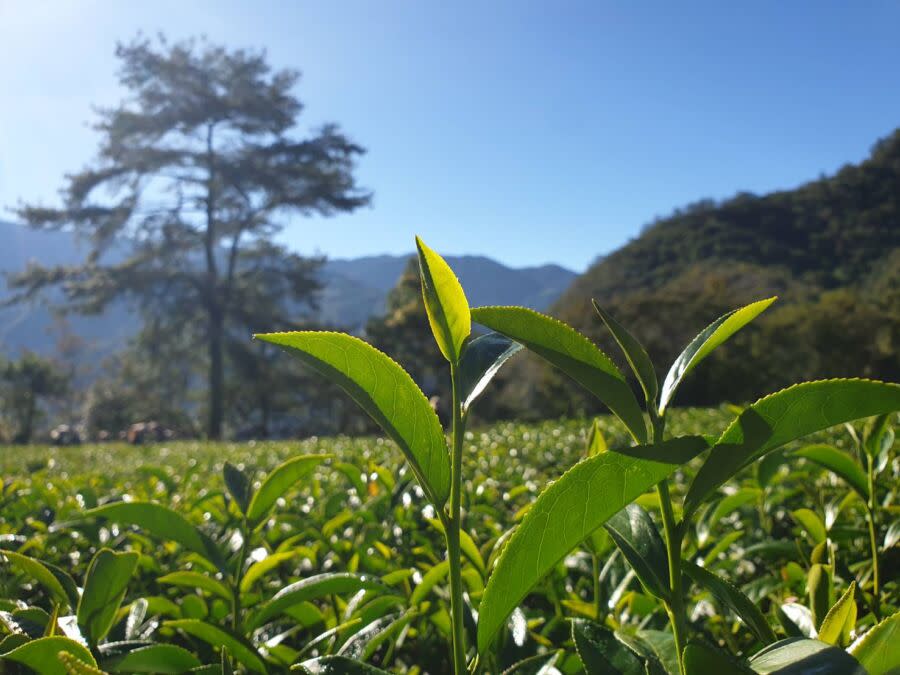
[
  {"x1": 158, "y1": 571, "x2": 233, "y2": 601},
  {"x1": 77, "y1": 549, "x2": 139, "y2": 646},
  {"x1": 295, "y1": 656, "x2": 392, "y2": 674},
  {"x1": 808, "y1": 564, "x2": 833, "y2": 629},
  {"x1": 793, "y1": 445, "x2": 869, "y2": 499},
  {"x1": 749, "y1": 638, "x2": 866, "y2": 674},
  {"x1": 682, "y1": 641, "x2": 754, "y2": 674},
  {"x1": 84, "y1": 502, "x2": 227, "y2": 571},
  {"x1": 659, "y1": 297, "x2": 776, "y2": 414},
  {"x1": 105, "y1": 644, "x2": 202, "y2": 673},
  {"x1": 223, "y1": 462, "x2": 252, "y2": 515},
  {"x1": 848, "y1": 610, "x2": 900, "y2": 674},
  {"x1": 817, "y1": 582, "x2": 857, "y2": 647},
  {"x1": 2, "y1": 637, "x2": 98, "y2": 675},
  {"x1": 683, "y1": 560, "x2": 776, "y2": 644},
  {"x1": 792, "y1": 508, "x2": 827, "y2": 545},
  {"x1": 248, "y1": 572, "x2": 391, "y2": 629},
  {"x1": 604, "y1": 504, "x2": 670, "y2": 600},
  {"x1": 416, "y1": 236, "x2": 470, "y2": 364},
  {"x1": 684, "y1": 379, "x2": 900, "y2": 517},
  {"x1": 166, "y1": 620, "x2": 267, "y2": 673},
  {"x1": 459, "y1": 332, "x2": 523, "y2": 414},
  {"x1": 571, "y1": 619, "x2": 645, "y2": 674},
  {"x1": 246, "y1": 454, "x2": 331, "y2": 526},
  {"x1": 476, "y1": 435, "x2": 709, "y2": 651},
  {"x1": 593, "y1": 301, "x2": 658, "y2": 407},
  {"x1": 471, "y1": 306, "x2": 647, "y2": 443},
  {"x1": 1, "y1": 549, "x2": 77, "y2": 609},
  {"x1": 255, "y1": 331, "x2": 451, "y2": 506}
]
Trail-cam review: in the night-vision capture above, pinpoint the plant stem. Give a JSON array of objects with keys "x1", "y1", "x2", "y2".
[
  {"x1": 867, "y1": 461, "x2": 881, "y2": 620},
  {"x1": 652, "y1": 415, "x2": 688, "y2": 675},
  {"x1": 446, "y1": 363, "x2": 467, "y2": 675},
  {"x1": 592, "y1": 552, "x2": 603, "y2": 622},
  {"x1": 232, "y1": 521, "x2": 249, "y2": 633}
]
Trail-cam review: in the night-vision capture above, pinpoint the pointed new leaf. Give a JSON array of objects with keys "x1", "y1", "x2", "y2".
[
  {"x1": 604, "y1": 505, "x2": 670, "y2": 600},
  {"x1": 77, "y1": 549, "x2": 139, "y2": 646},
  {"x1": 223, "y1": 462, "x2": 251, "y2": 515},
  {"x1": 849, "y1": 610, "x2": 900, "y2": 674},
  {"x1": 659, "y1": 297, "x2": 776, "y2": 414},
  {"x1": 255, "y1": 332, "x2": 451, "y2": 506},
  {"x1": 571, "y1": 619, "x2": 645, "y2": 674},
  {"x1": 593, "y1": 301, "x2": 658, "y2": 407},
  {"x1": 471, "y1": 306, "x2": 647, "y2": 443},
  {"x1": 683, "y1": 560, "x2": 776, "y2": 644},
  {"x1": 458, "y1": 332, "x2": 523, "y2": 414},
  {"x1": 749, "y1": 638, "x2": 866, "y2": 675},
  {"x1": 685, "y1": 379, "x2": 900, "y2": 518},
  {"x1": 817, "y1": 582, "x2": 857, "y2": 647},
  {"x1": 2, "y1": 637, "x2": 98, "y2": 675},
  {"x1": 246, "y1": 454, "x2": 330, "y2": 526},
  {"x1": 863, "y1": 413, "x2": 894, "y2": 458},
  {"x1": 1, "y1": 550, "x2": 77, "y2": 609},
  {"x1": 247, "y1": 572, "x2": 390, "y2": 630},
  {"x1": 416, "y1": 236, "x2": 470, "y2": 364},
  {"x1": 166, "y1": 620, "x2": 267, "y2": 673},
  {"x1": 586, "y1": 418, "x2": 608, "y2": 457},
  {"x1": 476, "y1": 435, "x2": 710, "y2": 651},
  {"x1": 84, "y1": 502, "x2": 227, "y2": 571},
  {"x1": 794, "y1": 445, "x2": 869, "y2": 499}
]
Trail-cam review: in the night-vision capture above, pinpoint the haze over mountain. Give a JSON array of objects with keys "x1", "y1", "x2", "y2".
[{"x1": 0, "y1": 221, "x2": 575, "y2": 354}]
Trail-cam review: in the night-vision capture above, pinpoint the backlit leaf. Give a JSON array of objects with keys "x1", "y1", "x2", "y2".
[
  {"x1": 817, "y1": 582, "x2": 856, "y2": 647},
  {"x1": 416, "y1": 236, "x2": 470, "y2": 364},
  {"x1": 848, "y1": 610, "x2": 900, "y2": 674},
  {"x1": 749, "y1": 638, "x2": 866, "y2": 674},
  {"x1": 593, "y1": 301, "x2": 658, "y2": 407},
  {"x1": 604, "y1": 504, "x2": 669, "y2": 600},
  {"x1": 458, "y1": 332, "x2": 523, "y2": 414},
  {"x1": 246, "y1": 454, "x2": 330, "y2": 525},
  {"x1": 793, "y1": 445, "x2": 869, "y2": 499},
  {"x1": 165, "y1": 620, "x2": 267, "y2": 673},
  {"x1": 77, "y1": 549, "x2": 139, "y2": 646},
  {"x1": 3, "y1": 636, "x2": 98, "y2": 675}
]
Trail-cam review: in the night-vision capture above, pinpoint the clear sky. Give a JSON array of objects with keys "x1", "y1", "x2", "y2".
[{"x1": 1, "y1": 1, "x2": 899, "y2": 271}]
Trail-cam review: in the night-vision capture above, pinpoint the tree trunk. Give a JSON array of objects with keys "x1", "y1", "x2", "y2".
[{"x1": 208, "y1": 307, "x2": 224, "y2": 440}]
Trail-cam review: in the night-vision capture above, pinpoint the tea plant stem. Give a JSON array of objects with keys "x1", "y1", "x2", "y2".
[
  {"x1": 232, "y1": 521, "x2": 249, "y2": 633},
  {"x1": 446, "y1": 362, "x2": 467, "y2": 675},
  {"x1": 592, "y1": 552, "x2": 602, "y2": 621},
  {"x1": 867, "y1": 461, "x2": 881, "y2": 619},
  {"x1": 652, "y1": 414, "x2": 688, "y2": 675}
]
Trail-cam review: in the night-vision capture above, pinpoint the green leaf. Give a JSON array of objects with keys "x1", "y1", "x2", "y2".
[
  {"x1": 593, "y1": 301, "x2": 658, "y2": 407},
  {"x1": 863, "y1": 413, "x2": 894, "y2": 458},
  {"x1": 248, "y1": 572, "x2": 390, "y2": 630},
  {"x1": 683, "y1": 559, "x2": 776, "y2": 644},
  {"x1": 410, "y1": 560, "x2": 449, "y2": 605},
  {"x1": 849, "y1": 610, "x2": 900, "y2": 675},
  {"x1": 684, "y1": 379, "x2": 900, "y2": 517},
  {"x1": 223, "y1": 462, "x2": 252, "y2": 515},
  {"x1": 1, "y1": 549, "x2": 77, "y2": 609},
  {"x1": 77, "y1": 548, "x2": 139, "y2": 646},
  {"x1": 158, "y1": 571, "x2": 233, "y2": 601},
  {"x1": 58, "y1": 651, "x2": 107, "y2": 675},
  {"x1": 239, "y1": 551, "x2": 299, "y2": 593},
  {"x1": 604, "y1": 504, "x2": 670, "y2": 600},
  {"x1": 808, "y1": 564, "x2": 832, "y2": 629},
  {"x1": 476, "y1": 435, "x2": 710, "y2": 651},
  {"x1": 166, "y1": 620, "x2": 267, "y2": 673},
  {"x1": 749, "y1": 638, "x2": 866, "y2": 674},
  {"x1": 245, "y1": 454, "x2": 330, "y2": 526},
  {"x1": 659, "y1": 297, "x2": 775, "y2": 414},
  {"x1": 2, "y1": 636, "x2": 98, "y2": 675},
  {"x1": 294, "y1": 656, "x2": 392, "y2": 674},
  {"x1": 792, "y1": 509, "x2": 827, "y2": 545},
  {"x1": 458, "y1": 332, "x2": 523, "y2": 414},
  {"x1": 416, "y1": 235, "x2": 470, "y2": 364},
  {"x1": 571, "y1": 619, "x2": 645, "y2": 674},
  {"x1": 793, "y1": 445, "x2": 869, "y2": 499},
  {"x1": 500, "y1": 651, "x2": 562, "y2": 675},
  {"x1": 105, "y1": 644, "x2": 202, "y2": 673},
  {"x1": 817, "y1": 582, "x2": 857, "y2": 647},
  {"x1": 708, "y1": 488, "x2": 761, "y2": 530},
  {"x1": 471, "y1": 306, "x2": 647, "y2": 444},
  {"x1": 682, "y1": 641, "x2": 754, "y2": 674},
  {"x1": 426, "y1": 518, "x2": 486, "y2": 577},
  {"x1": 586, "y1": 418, "x2": 608, "y2": 457},
  {"x1": 84, "y1": 502, "x2": 227, "y2": 571},
  {"x1": 255, "y1": 331, "x2": 451, "y2": 506}
]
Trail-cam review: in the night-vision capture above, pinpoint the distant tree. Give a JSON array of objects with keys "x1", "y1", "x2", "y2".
[
  {"x1": 0, "y1": 352, "x2": 70, "y2": 443},
  {"x1": 9, "y1": 36, "x2": 370, "y2": 438}
]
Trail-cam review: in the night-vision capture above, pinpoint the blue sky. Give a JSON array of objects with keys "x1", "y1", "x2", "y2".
[{"x1": 1, "y1": 1, "x2": 899, "y2": 271}]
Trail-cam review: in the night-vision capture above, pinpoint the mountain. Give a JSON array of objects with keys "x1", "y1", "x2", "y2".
[
  {"x1": 533, "y1": 129, "x2": 900, "y2": 415},
  {"x1": 0, "y1": 221, "x2": 575, "y2": 353}
]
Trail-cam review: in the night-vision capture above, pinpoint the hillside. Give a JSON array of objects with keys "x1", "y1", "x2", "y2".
[{"x1": 523, "y1": 130, "x2": 900, "y2": 414}]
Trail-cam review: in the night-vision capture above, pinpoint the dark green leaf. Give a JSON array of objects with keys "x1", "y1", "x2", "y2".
[
  {"x1": 476, "y1": 435, "x2": 710, "y2": 651},
  {"x1": 684, "y1": 379, "x2": 900, "y2": 517},
  {"x1": 593, "y1": 300, "x2": 658, "y2": 407},
  {"x1": 659, "y1": 297, "x2": 775, "y2": 414},
  {"x1": 458, "y1": 332, "x2": 523, "y2": 414},
  {"x1": 255, "y1": 332, "x2": 451, "y2": 506},
  {"x1": 105, "y1": 644, "x2": 202, "y2": 673},
  {"x1": 77, "y1": 548, "x2": 139, "y2": 646},
  {"x1": 471, "y1": 306, "x2": 647, "y2": 444},
  {"x1": 572, "y1": 619, "x2": 645, "y2": 674},
  {"x1": 682, "y1": 641, "x2": 754, "y2": 674},
  {"x1": 793, "y1": 445, "x2": 869, "y2": 499},
  {"x1": 223, "y1": 462, "x2": 251, "y2": 515},
  {"x1": 294, "y1": 656, "x2": 391, "y2": 674},
  {"x1": 749, "y1": 638, "x2": 866, "y2": 674},
  {"x1": 166, "y1": 620, "x2": 267, "y2": 673},
  {"x1": 604, "y1": 505, "x2": 669, "y2": 600}
]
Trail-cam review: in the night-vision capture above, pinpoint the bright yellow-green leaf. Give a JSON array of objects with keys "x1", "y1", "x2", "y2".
[
  {"x1": 818, "y1": 582, "x2": 857, "y2": 647},
  {"x1": 849, "y1": 610, "x2": 900, "y2": 674},
  {"x1": 158, "y1": 571, "x2": 233, "y2": 601},
  {"x1": 416, "y1": 236, "x2": 470, "y2": 364},
  {"x1": 246, "y1": 454, "x2": 330, "y2": 525},
  {"x1": 3, "y1": 637, "x2": 98, "y2": 675},
  {"x1": 255, "y1": 331, "x2": 451, "y2": 506}
]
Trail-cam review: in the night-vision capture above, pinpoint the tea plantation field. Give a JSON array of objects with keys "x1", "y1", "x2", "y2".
[{"x1": 0, "y1": 409, "x2": 897, "y2": 674}]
